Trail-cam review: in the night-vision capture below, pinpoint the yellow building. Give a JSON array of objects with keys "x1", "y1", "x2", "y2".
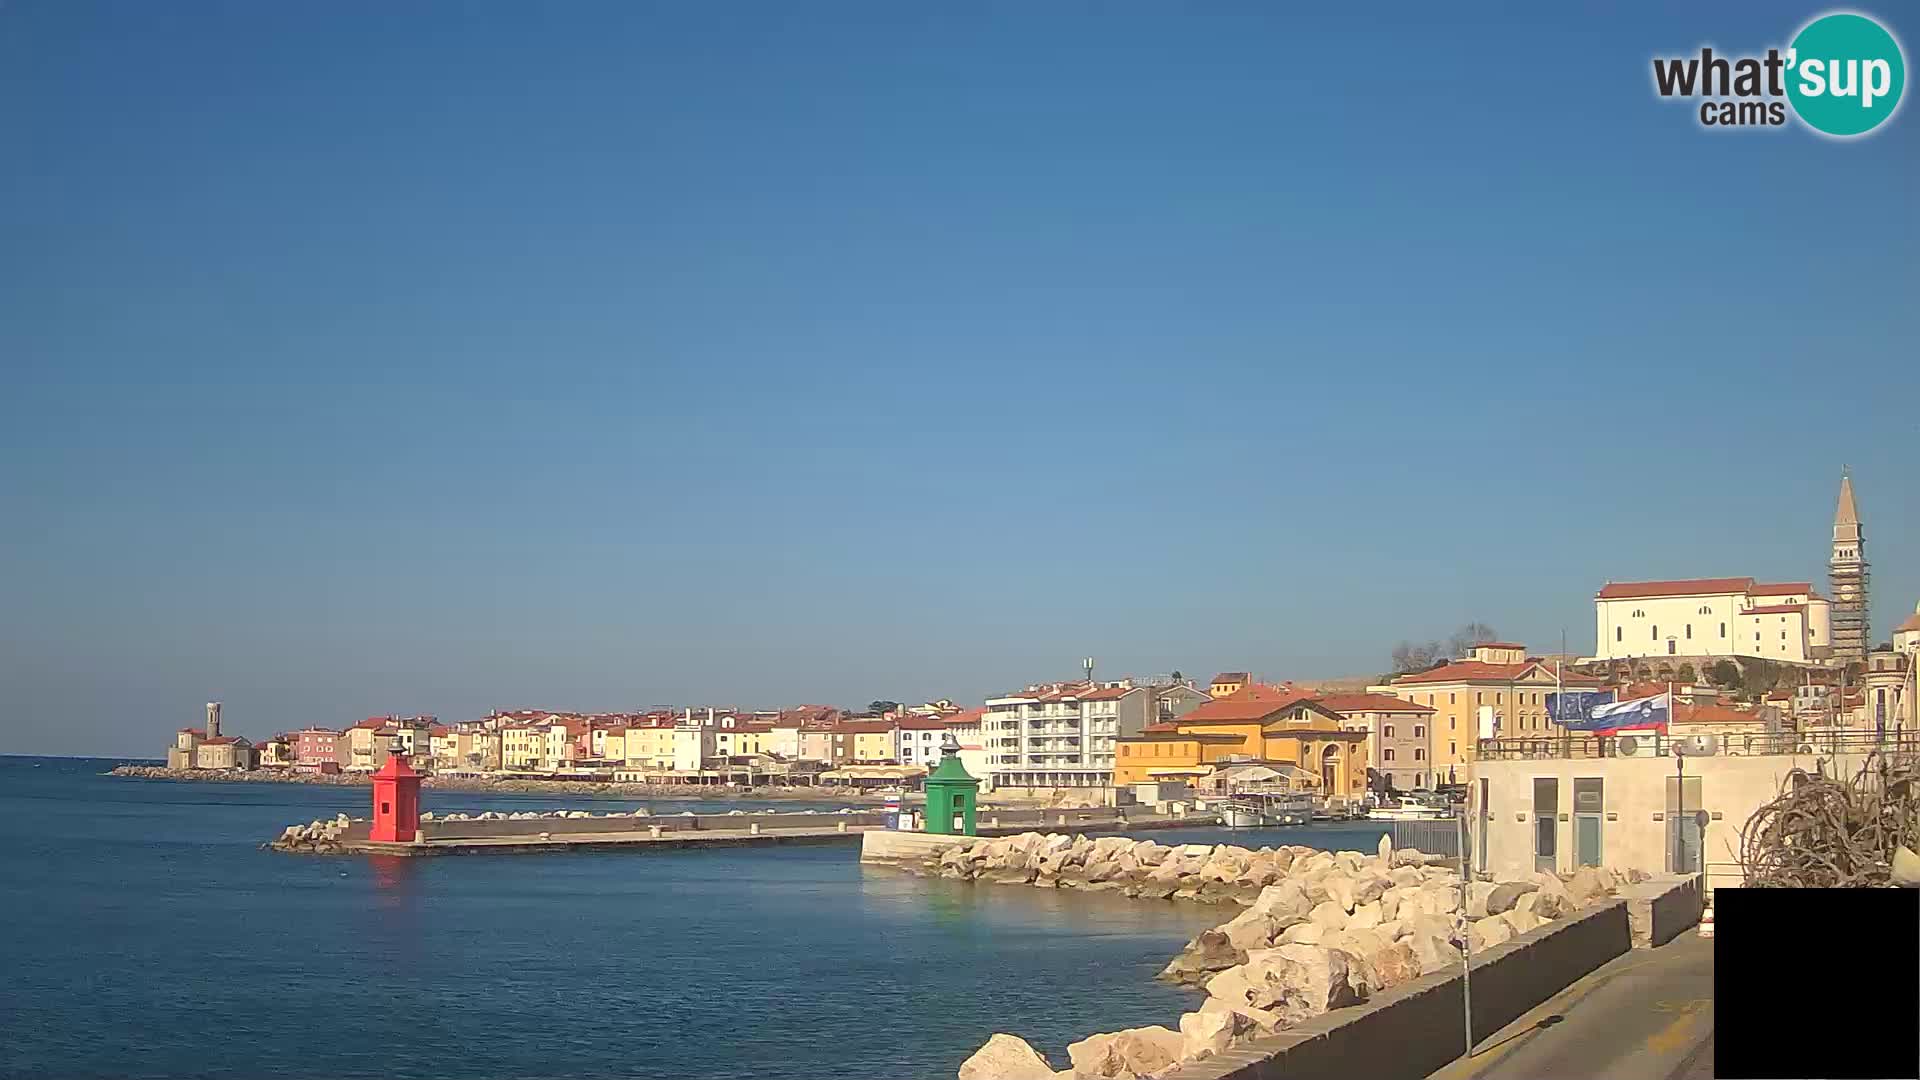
[
  {"x1": 501, "y1": 724, "x2": 543, "y2": 769},
  {"x1": 1377, "y1": 643, "x2": 1605, "y2": 775},
  {"x1": 623, "y1": 726, "x2": 676, "y2": 768},
  {"x1": 1209, "y1": 672, "x2": 1251, "y2": 699},
  {"x1": 716, "y1": 725, "x2": 772, "y2": 757},
  {"x1": 1114, "y1": 685, "x2": 1368, "y2": 797}
]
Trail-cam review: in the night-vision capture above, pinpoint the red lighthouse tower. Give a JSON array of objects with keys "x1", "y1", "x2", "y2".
[{"x1": 369, "y1": 744, "x2": 422, "y2": 843}]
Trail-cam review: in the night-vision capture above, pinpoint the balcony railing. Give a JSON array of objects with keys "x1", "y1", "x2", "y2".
[{"x1": 1476, "y1": 730, "x2": 1920, "y2": 761}]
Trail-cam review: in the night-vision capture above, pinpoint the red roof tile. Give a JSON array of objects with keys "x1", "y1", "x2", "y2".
[
  {"x1": 1313, "y1": 693, "x2": 1436, "y2": 715},
  {"x1": 1392, "y1": 660, "x2": 1604, "y2": 687},
  {"x1": 1211, "y1": 672, "x2": 1251, "y2": 684},
  {"x1": 1597, "y1": 577, "x2": 1754, "y2": 600},
  {"x1": 1898, "y1": 612, "x2": 1920, "y2": 634},
  {"x1": 1750, "y1": 582, "x2": 1813, "y2": 596},
  {"x1": 941, "y1": 707, "x2": 987, "y2": 727},
  {"x1": 1178, "y1": 684, "x2": 1320, "y2": 723}
]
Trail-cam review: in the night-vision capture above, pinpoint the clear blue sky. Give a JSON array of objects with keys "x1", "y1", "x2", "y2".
[{"x1": 3, "y1": 2, "x2": 1914, "y2": 755}]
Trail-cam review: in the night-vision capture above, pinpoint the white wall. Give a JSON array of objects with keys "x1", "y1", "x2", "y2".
[{"x1": 1471, "y1": 752, "x2": 1876, "y2": 894}]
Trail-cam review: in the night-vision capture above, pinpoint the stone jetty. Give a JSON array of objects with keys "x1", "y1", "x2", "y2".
[{"x1": 906, "y1": 833, "x2": 1646, "y2": 1080}]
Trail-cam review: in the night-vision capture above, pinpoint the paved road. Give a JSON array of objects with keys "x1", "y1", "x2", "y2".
[{"x1": 1426, "y1": 933, "x2": 1715, "y2": 1080}]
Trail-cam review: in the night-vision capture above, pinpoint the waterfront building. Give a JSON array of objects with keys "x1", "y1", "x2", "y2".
[
  {"x1": 894, "y1": 715, "x2": 949, "y2": 766},
  {"x1": 1378, "y1": 643, "x2": 1605, "y2": 775},
  {"x1": 672, "y1": 723, "x2": 716, "y2": 772},
  {"x1": 1209, "y1": 673, "x2": 1250, "y2": 699},
  {"x1": 258, "y1": 736, "x2": 292, "y2": 768},
  {"x1": 193, "y1": 735, "x2": 253, "y2": 770},
  {"x1": 1829, "y1": 471, "x2": 1869, "y2": 662},
  {"x1": 1587, "y1": 577, "x2": 1832, "y2": 667},
  {"x1": 1111, "y1": 684, "x2": 1368, "y2": 798},
  {"x1": 830, "y1": 720, "x2": 898, "y2": 764},
  {"x1": 622, "y1": 722, "x2": 678, "y2": 770},
  {"x1": 544, "y1": 718, "x2": 588, "y2": 768},
  {"x1": 1313, "y1": 692, "x2": 1436, "y2": 792},
  {"x1": 987, "y1": 678, "x2": 1210, "y2": 794},
  {"x1": 715, "y1": 722, "x2": 773, "y2": 757},
  {"x1": 291, "y1": 727, "x2": 343, "y2": 769}
]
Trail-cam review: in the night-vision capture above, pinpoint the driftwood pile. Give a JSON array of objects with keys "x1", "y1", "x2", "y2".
[{"x1": 1740, "y1": 753, "x2": 1920, "y2": 888}]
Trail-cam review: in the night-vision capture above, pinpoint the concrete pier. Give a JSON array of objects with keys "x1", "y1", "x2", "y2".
[{"x1": 272, "y1": 806, "x2": 1202, "y2": 857}]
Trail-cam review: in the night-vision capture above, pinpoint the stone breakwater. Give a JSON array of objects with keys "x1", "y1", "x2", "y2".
[
  {"x1": 894, "y1": 832, "x2": 1647, "y2": 1080},
  {"x1": 109, "y1": 764, "x2": 882, "y2": 801}
]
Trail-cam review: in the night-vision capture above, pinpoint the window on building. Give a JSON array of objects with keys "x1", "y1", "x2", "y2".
[
  {"x1": 1449, "y1": 694, "x2": 1456, "y2": 705},
  {"x1": 1616, "y1": 627, "x2": 1623, "y2": 642},
  {"x1": 1475, "y1": 693, "x2": 1483, "y2": 705},
  {"x1": 1384, "y1": 748, "x2": 1395, "y2": 761},
  {"x1": 1686, "y1": 624, "x2": 1692, "y2": 639},
  {"x1": 1449, "y1": 741, "x2": 1457, "y2": 756},
  {"x1": 1652, "y1": 625, "x2": 1658, "y2": 639},
  {"x1": 1720, "y1": 622, "x2": 1727, "y2": 638},
  {"x1": 1415, "y1": 748, "x2": 1425, "y2": 761},
  {"x1": 1384, "y1": 725, "x2": 1395, "y2": 738},
  {"x1": 1414, "y1": 725, "x2": 1425, "y2": 738},
  {"x1": 1496, "y1": 693, "x2": 1503, "y2": 704}
]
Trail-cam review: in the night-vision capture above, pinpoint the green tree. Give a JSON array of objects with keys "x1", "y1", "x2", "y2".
[
  {"x1": 1676, "y1": 662, "x2": 1697, "y2": 683},
  {"x1": 1706, "y1": 659, "x2": 1741, "y2": 687}
]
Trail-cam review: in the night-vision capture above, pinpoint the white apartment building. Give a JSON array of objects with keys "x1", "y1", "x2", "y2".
[
  {"x1": 1589, "y1": 577, "x2": 1832, "y2": 666},
  {"x1": 985, "y1": 679, "x2": 1209, "y2": 792}
]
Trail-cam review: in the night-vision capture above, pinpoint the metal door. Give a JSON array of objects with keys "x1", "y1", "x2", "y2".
[
  {"x1": 1574, "y1": 777, "x2": 1603, "y2": 867},
  {"x1": 1665, "y1": 775, "x2": 1703, "y2": 873},
  {"x1": 1532, "y1": 777, "x2": 1558, "y2": 872}
]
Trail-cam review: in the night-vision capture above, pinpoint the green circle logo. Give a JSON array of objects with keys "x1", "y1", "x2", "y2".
[{"x1": 1786, "y1": 12, "x2": 1906, "y2": 136}]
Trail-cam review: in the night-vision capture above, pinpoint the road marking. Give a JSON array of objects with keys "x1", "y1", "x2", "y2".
[{"x1": 1646, "y1": 1008, "x2": 1705, "y2": 1055}]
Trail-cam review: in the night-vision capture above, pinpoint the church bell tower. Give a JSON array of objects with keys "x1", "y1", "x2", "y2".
[{"x1": 1829, "y1": 470, "x2": 1869, "y2": 662}]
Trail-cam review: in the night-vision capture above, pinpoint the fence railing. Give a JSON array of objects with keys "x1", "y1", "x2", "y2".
[
  {"x1": 1475, "y1": 730, "x2": 1920, "y2": 761},
  {"x1": 1391, "y1": 818, "x2": 1464, "y2": 860}
]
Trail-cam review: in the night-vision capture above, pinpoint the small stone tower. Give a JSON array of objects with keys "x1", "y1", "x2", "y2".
[
  {"x1": 1829, "y1": 470, "x2": 1870, "y2": 662},
  {"x1": 205, "y1": 701, "x2": 222, "y2": 740}
]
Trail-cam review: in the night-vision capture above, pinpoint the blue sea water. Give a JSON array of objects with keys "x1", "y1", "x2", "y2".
[{"x1": 0, "y1": 756, "x2": 1390, "y2": 1080}]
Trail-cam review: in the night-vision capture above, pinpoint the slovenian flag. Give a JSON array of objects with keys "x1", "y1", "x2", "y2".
[{"x1": 1559, "y1": 692, "x2": 1671, "y2": 732}]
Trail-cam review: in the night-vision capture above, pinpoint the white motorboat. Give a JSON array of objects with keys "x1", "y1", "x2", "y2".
[{"x1": 1367, "y1": 797, "x2": 1455, "y2": 822}]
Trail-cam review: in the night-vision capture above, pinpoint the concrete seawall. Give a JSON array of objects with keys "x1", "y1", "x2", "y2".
[{"x1": 1162, "y1": 874, "x2": 1703, "y2": 1080}]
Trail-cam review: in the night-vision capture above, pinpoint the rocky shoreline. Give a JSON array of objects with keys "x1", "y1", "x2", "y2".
[
  {"x1": 884, "y1": 832, "x2": 1642, "y2": 1080},
  {"x1": 108, "y1": 764, "x2": 886, "y2": 801}
]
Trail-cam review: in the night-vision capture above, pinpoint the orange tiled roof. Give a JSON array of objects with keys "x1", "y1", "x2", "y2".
[
  {"x1": 1392, "y1": 660, "x2": 1604, "y2": 687},
  {"x1": 1314, "y1": 692, "x2": 1436, "y2": 715},
  {"x1": 1597, "y1": 577, "x2": 1754, "y2": 599},
  {"x1": 1751, "y1": 582, "x2": 1813, "y2": 596},
  {"x1": 1178, "y1": 684, "x2": 1320, "y2": 723}
]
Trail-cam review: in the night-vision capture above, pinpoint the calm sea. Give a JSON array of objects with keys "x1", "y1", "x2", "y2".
[{"x1": 0, "y1": 755, "x2": 1390, "y2": 1080}]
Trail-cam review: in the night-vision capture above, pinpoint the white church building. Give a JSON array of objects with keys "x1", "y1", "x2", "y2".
[{"x1": 1587, "y1": 577, "x2": 1832, "y2": 666}]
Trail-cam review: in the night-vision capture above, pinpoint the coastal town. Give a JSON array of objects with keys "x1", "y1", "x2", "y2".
[{"x1": 139, "y1": 475, "x2": 1917, "y2": 828}]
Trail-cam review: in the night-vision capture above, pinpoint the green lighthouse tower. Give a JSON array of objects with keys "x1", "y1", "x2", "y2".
[{"x1": 923, "y1": 732, "x2": 979, "y2": 836}]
